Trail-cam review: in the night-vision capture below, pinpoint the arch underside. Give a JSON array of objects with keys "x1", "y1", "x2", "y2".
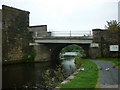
[{"x1": 44, "y1": 43, "x2": 90, "y2": 61}]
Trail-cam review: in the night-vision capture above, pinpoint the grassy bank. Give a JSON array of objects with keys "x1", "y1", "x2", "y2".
[
  {"x1": 58, "y1": 59, "x2": 99, "y2": 88},
  {"x1": 95, "y1": 58, "x2": 120, "y2": 69}
]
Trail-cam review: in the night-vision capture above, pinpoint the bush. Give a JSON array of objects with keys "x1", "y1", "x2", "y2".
[
  {"x1": 43, "y1": 66, "x2": 64, "y2": 88},
  {"x1": 54, "y1": 65, "x2": 64, "y2": 82},
  {"x1": 24, "y1": 48, "x2": 36, "y2": 62},
  {"x1": 74, "y1": 55, "x2": 82, "y2": 69},
  {"x1": 43, "y1": 70, "x2": 53, "y2": 88}
]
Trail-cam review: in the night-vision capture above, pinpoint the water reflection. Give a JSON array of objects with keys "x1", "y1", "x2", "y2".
[
  {"x1": 2, "y1": 57, "x2": 76, "y2": 88},
  {"x1": 61, "y1": 57, "x2": 76, "y2": 76},
  {"x1": 3, "y1": 62, "x2": 52, "y2": 88}
]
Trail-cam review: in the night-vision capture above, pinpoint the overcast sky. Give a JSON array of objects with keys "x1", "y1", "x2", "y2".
[{"x1": 0, "y1": 0, "x2": 119, "y2": 32}]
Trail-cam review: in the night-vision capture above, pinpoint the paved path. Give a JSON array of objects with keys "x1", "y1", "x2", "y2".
[{"x1": 91, "y1": 60, "x2": 120, "y2": 88}]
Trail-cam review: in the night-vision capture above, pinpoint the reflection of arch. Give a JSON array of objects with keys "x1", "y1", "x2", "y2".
[{"x1": 34, "y1": 43, "x2": 90, "y2": 61}]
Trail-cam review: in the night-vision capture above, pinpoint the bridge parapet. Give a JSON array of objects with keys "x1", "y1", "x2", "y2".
[
  {"x1": 32, "y1": 36, "x2": 93, "y2": 44},
  {"x1": 34, "y1": 36, "x2": 93, "y2": 40}
]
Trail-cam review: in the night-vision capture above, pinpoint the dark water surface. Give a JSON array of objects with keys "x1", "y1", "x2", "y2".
[{"x1": 2, "y1": 57, "x2": 76, "y2": 88}]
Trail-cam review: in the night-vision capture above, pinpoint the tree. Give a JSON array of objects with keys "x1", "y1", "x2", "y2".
[
  {"x1": 105, "y1": 20, "x2": 120, "y2": 30},
  {"x1": 61, "y1": 44, "x2": 82, "y2": 52}
]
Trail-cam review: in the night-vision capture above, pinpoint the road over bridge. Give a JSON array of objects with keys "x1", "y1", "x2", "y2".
[{"x1": 34, "y1": 36, "x2": 93, "y2": 44}]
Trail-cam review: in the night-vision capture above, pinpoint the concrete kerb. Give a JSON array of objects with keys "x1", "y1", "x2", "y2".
[{"x1": 95, "y1": 64, "x2": 100, "y2": 88}]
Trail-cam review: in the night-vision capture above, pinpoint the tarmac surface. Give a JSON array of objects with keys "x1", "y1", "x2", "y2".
[{"x1": 91, "y1": 60, "x2": 120, "y2": 88}]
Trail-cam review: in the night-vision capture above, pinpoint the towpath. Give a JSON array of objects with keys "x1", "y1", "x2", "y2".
[{"x1": 91, "y1": 60, "x2": 120, "y2": 89}]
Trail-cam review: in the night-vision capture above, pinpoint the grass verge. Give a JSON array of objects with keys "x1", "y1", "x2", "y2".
[
  {"x1": 95, "y1": 58, "x2": 120, "y2": 69},
  {"x1": 58, "y1": 60, "x2": 99, "y2": 88}
]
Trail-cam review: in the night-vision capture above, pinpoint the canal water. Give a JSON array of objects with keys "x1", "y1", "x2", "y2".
[{"x1": 2, "y1": 57, "x2": 76, "y2": 88}]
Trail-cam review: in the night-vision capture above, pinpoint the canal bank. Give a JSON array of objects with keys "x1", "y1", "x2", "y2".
[
  {"x1": 2, "y1": 53, "x2": 100, "y2": 89},
  {"x1": 58, "y1": 59, "x2": 99, "y2": 88},
  {"x1": 58, "y1": 59, "x2": 120, "y2": 89}
]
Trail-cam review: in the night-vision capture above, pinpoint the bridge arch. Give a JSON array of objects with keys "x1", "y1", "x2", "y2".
[
  {"x1": 34, "y1": 43, "x2": 91, "y2": 61},
  {"x1": 50, "y1": 43, "x2": 90, "y2": 61},
  {"x1": 59, "y1": 44, "x2": 86, "y2": 57}
]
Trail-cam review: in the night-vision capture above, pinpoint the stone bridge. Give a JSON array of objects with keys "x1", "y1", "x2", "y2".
[
  {"x1": 29, "y1": 25, "x2": 95, "y2": 61},
  {"x1": 30, "y1": 28, "x2": 120, "y2": 61},
  {"x1": 30, "y1": 35, "x2": 93, "y2": 61}
]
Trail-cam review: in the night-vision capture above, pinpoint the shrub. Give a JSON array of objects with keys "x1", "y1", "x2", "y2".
[
  {"x1": 69, "y1": 65, "x2": 75, "y2": 73},
  {"x1": 43, "y1": 70, "x2": 53, "y2": 88},
  {"x1": 43, "y1": 66, "x2": 64, "y2": 88},
  {"x1": 24, "y1": 48, "x2": 36, "y2": 62},
  {"x1": 54, "y1": 65, "x2": 64, "y2": 82},
  {"x1": 74, "y1": 55, "x2": 82, "y2": 69}
]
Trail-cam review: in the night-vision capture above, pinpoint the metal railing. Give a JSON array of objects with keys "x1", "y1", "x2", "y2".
[{"x1": 50, "y1": 31, "x2": 92, "y2": 37}]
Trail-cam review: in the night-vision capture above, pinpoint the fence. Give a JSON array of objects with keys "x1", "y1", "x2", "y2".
[{"x1": 50, "y1": 31, "x2": 92, "y2": 37}]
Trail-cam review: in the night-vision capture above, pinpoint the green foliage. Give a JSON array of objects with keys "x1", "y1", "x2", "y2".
[
  {"x1": 54, "y1": 65, "x2": 64, "y2": 82},
  {"x1": 105, "y1": 20, "x2": 120, "y2": 30},
  {"x1": 24, "y1": 48, "x2": 36, "y2": 62},
  {"x1": 43, "y1": 70, "x2": 54, "y2": 87},
  {"x1": 74, "y1": 55, "x2": 82, "y2": 69},
  {"x1": 61, "y1": 44, "x2": 82, "y2": 52},
  {"x1": 77, "y1": 51, "x2": 86, "y2": 57},
  {"x1": 43, "y1": 66, "x2": 64, "y2": 88}
]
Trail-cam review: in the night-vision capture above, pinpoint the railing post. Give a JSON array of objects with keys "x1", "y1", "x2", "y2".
[
  {"x1": 90, "y1": 31, "x2": 91, "y2": 36},
  {"x1": 70, "y1": 30, "x2": 71, "y2": 37},
  {"x1": 35, "y1": 32, "x2": 38, "y2": 37}
]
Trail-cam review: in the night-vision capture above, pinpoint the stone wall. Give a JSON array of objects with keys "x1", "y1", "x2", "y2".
[
  {"x1": 91, "y1": 29, "x2": 120, "y2": 58},
  {"x1": 29, "y1": 25, "x2": 51, "y2": 37},
  {"x1": 34, "y1": 44, "x2": 51, "y2": 61},
  {"x1": 2, "y1": 5, "x2": 33, "y2": 61}
]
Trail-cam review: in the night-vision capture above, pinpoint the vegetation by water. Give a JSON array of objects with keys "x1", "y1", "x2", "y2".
[
  {"x1": 59, "y1": 59, "x2": 99, "y2": 88},
  {"x1": 74, "y1": 55, "x2": 82, "y2": 69},
  {"x1": 54, "y1": 66, "x2": 64, "y2": 82},
  {"x1": 43, "y1": 65, "x2": 65, "y2": 89},
  {"x1": 95, "y1": 58, "x2": 120, "y2": 69},
  {"x1": 24, "y1": 48, "x2": 36, "y2": 62}
]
